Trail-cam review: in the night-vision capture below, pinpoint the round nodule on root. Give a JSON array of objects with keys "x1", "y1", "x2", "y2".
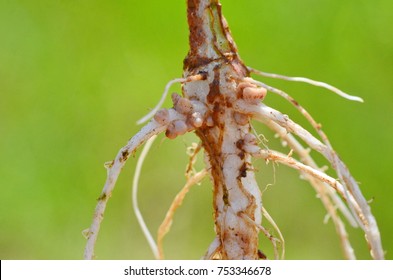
[
  {"x1": 165, "y1": 120, "x2": 188, "y2": 139},
  {"x1": 234, "y1": 112, "x2": 249, "y2": 126},
  {"x1": 171, "y1": 93, "x2": 181, "y2": 105},
  {"x1": 243, "y1": 133, "x2": 260, "y2": 153},
  {"x1": 237, "y1": 81, "x2": 255, "y2": 94},
  {"x1": 175, "y1": 97, "x2": 193, "y2": 114},
  {"x1": 244, "y1": 133, "x2": 257, "y2": 145},
  {"x1": 190, "y1": 112, "x2": 203, "y2": 128},
  {"x1": 153, "y1": 108, "x2": 170, "y2": 125},
  {"x1": 165, "y1": 122, "x2": 177, "y2": 139},
  {"x1": 173, "y1": 120, "x2": 188, "y2": 135},
  {"x1": 242, "y1": 86, "x2": 267, "y2": 103}
]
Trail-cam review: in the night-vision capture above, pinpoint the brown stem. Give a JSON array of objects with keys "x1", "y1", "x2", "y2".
[
  {"x1": 183, "y1": 0, "x2": 260, "y2": 259},
  {"x1": 184, "y1": 0, "x2": 244, "y2": 72}
]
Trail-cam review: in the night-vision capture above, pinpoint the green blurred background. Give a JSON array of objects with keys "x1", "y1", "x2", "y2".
[{"x1": 0, "y1": 0, "x2": 392, "y2": 260}]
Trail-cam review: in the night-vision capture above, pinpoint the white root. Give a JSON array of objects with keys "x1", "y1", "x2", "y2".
[
  {"x1": 235, "y1": 101, "x2": 329, "y2": 155},
  {"x1": 248, "y1": 67, "x2": 364, "y2": 102},
  {"x1": 266, "y1": 118, "x2": 358, "y2": 228},
  {"x1": 235, "y1": 100, "x2": 384, "y2": 259},
  {"x1": 248, "y1": 75, "x2": 362, "y2": 216},
  {"x1": 254, "y1": 149, "x2": 350, "y2": 204},
  {"x1": 256, "y1": 101, "x2": 358, "y2": 227},
  {"x1": 84, "y1": 110, "x2": 179, "y2": 260},
  {"x1": 333, "y1": 156, "x2": 384, "y2": 260},
  {"x1": 251, "y1": 79, "x2": 383, "y2": 259},
  {"x1": 262, "y1": 119, "x2": 357, "y2": 259},
  {"x1": 255, "y1": 148, "x2": 358, "y2": 259},
  {"x1": 249, "y1": 78, "x2": 333, "y2": 148},
  {"x1": 132, "y1": 135, "x2": 159, "y2": 259}
]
